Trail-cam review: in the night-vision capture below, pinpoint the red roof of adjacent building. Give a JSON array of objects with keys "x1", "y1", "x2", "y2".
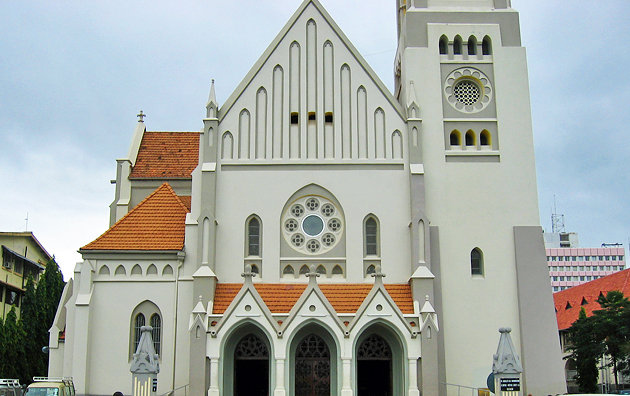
[
  {"x1": 554, "y1": 268, "x2": 630, "y2": 330},
  {"x1": 212, "y1": 283, "x2": 414, "y2": 314},
  {"x1": 129, "y1": 132, "x2": 199, "y2": 179},
  {"x1": 81, "y1": 183, "x2": 189, "y2": 251}
]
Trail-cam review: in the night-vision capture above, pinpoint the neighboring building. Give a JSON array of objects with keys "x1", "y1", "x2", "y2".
[
  {"x1": 554, "y1": 269, "x2": 630, "y2": 393},
  {"x1": 0, "y1": 232, "x2": 52, "y2": 319},
  {"x1": 544, "y1": 232, "x2": 626, "y2": 292},
  {"x1": 49, "y1": 1, "x2": 566, "y2": 395},
  {"x1": 544, "y1": 231, "x2": 579, "y2": 248}
]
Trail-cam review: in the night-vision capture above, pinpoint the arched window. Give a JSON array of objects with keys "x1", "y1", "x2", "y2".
[
  {"x1": 246, "y1": 216, "x2": 261, "y2": 257},
  {"x1": 482, "y1": 36, "x2": 492, "y2": 55},
  {"x1": 453, "y1": 36, "x2": 463, "y2": 55},
  {"x1": 467, "y1": 36, "x2": 477, "y2": 55},
  {"x1": 299, "y1": 265, "x2": 310, "y2": 276},
  {"x1": 471, "y1": 248, "x2": 484, "y2": 275},
  {"x1": 480, "y1": 130, "x2": 491, "y2": 146},
  {"x1": 364, "y1": 216, "x2": 380, "y2": 256},
  {"x1": 130, "y1": 301, "x2": 162, "y2": 358},
  {"x1": 439, "y1": 35, "x2": 448, "y2": 55},
  {"x1": 150, "y1": 314, "x2": 161, "y2": 354},
  {"x1": 465, "y1": 130, "x2": 475, "y2": 146},
  {"x1": 283, "y1": 265, "x2": 295, "y2": 277},
  {"x1": 450, "y1": 130, "x2": 461, "y2": 147},
  {"x1": 133, "y1": 313, "x2": 145, "y2": 353}
]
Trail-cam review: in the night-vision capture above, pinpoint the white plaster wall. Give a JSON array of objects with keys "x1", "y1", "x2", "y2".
[
  {"x1": 213, "y1": 168, "x2": 412, "y2": 283},
  {"x1": 400, "y1": 21, "x2": 541, "y2": 389}
]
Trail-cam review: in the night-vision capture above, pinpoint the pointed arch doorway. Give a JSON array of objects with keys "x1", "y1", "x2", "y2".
[
  {"x1": 234, "y1": 333, "x2": 269, "y2": 396},
  {"x1": 357, "y1": 334, "x2": 393, "y2": 396},
  {"x1": 295, "y1": 333, "x2": 331, "y2": 396}
]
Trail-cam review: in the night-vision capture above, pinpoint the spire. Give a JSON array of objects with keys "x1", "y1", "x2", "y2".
[
  {"x1": 206, "y1": 79, "x2": 218, "y2": 118},
  {"x1": 407, "y1": 81, "x2": 420, "y2": 118},
  {"x1": 492, "y1": 327, "x2": 523, "y2": 374}
]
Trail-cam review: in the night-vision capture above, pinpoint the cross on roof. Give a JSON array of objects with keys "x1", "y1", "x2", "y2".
[
  {"x1": 241, "y1": 264, "x2": 255, "y2": 282},
  {"x1": 137, "y1": 110, "x2": 146, "y2": 122}
]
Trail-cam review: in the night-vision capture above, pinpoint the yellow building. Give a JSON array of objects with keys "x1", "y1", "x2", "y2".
[{"x1": 0, "y1": 232, "x2": 52, "y2": 319}]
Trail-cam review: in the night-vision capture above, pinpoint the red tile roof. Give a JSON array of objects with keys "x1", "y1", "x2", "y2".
[
  {"x1": 212, "y1": 283, "x2": 414, "y2": 314},
  {"x1": 554, "y1": 268, "x2": 630, "y2": 330},
  {"x1": 81, "y1": 183, "x2": 189, "y2": 251},
  {"x1": 177, "y1": 196, "x2": 192, "y2": 211},
  {"x1": 129, "y1": 132, "x2": 199, "y2": 179}
]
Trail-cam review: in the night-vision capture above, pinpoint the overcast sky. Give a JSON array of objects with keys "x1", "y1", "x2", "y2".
[{"x1": 1, "y1": 1, "x2": 628, "y2": 280}]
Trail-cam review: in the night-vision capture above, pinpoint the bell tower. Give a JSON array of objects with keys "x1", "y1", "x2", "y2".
[{"x1": 396, "y1": 0, "x2": 567, "y2": 394}]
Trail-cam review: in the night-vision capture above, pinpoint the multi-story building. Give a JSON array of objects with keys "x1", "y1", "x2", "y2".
[
  {"x1": 49, "y1": 1, "x2": 566, "y2": 395},
  {"x1": 545, "y1": 232, "x2": 626, "y2": 292},
  {"x1": 0, "y1": 232, "x2": 52, "y2": 319}
]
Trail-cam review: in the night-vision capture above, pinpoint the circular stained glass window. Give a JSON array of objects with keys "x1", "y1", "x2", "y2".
[
  {"x1": 302, "y1": 215, "x2": 324, "y2": 236},
  {"x1": 282, "y1": 195, "x2": 343, "y2": 255}
]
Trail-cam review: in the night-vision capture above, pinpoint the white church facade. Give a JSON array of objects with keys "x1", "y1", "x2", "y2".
[{"x1": 49, "y1": 0, "x2": 566, "y2": 395}]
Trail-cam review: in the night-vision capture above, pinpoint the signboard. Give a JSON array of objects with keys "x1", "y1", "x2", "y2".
[{"x1": 500, "y1": 378, "x2": 520, "y2": 391}]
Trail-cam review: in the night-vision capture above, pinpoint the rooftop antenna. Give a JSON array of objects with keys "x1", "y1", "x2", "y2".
[
  {"x1": 24, "y1": 212, "x2": 29, "y2": 231},
  {"x1": 551, "y1": 194, "x2": 565, "y2": 233}
]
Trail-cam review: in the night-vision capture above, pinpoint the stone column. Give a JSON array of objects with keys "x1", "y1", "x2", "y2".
[
  {"x1": 208, "y1": 358, "x2": 219, "y2": 396},
  {"x1": 341, "y1": 358, "x2": 353, "y2": 396},
  {"x1": 408, "y1": 358, "x2": 420, "y2": 396},
  {"x1": 274, "y1": 359, "x2": 286, "y2": 396}
]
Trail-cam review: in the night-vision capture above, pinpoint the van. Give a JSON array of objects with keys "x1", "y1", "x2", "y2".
[
  {"x1": 0, "y1": 379, "x2": 23, "y2": 396},
  {"x1": 24, "y1": 378, "x2": 74, "y2": 396}
]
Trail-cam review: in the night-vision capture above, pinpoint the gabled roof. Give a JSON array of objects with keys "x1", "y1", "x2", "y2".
[
  {"x1": 129, "y1": 132, "x2": 199, "y2": 180},
  {"x1": 81, "y1": 183, "x2": 189, "y2": 251},
  {"x1": 212, "y1": 283, "x2": 413, "y2": 314},
  {"x1": 219, "y1": 0, "x2": 404, "y2": 120},
  {"x1": 554, "y1": 268, "x2": 630, "y2": 330}
]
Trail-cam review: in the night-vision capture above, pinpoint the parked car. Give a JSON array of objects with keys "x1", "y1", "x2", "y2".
[
  {"x1": 0, "y1": 379, "x2": 22, "y2": 396},
  {"x1": 24, "y1": 378, "x2": 74, "y2": 396}
]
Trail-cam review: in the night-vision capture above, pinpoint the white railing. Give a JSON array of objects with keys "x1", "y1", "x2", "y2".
[
  {"x1": 443, "y1": 382, "x2": 490, "y2": 396},
  {"x1": 158, "y1": 384, "x2": 189, "y2": 396}
]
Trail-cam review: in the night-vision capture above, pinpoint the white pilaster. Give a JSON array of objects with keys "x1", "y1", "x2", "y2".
[
  {"x1": 208, "y1": 358, "x2": 219, "y2": 396},
  {"x1": 274, "y1": 359, "x2": 286, "y2": 396},
  {"x1": 408, "y1": 358, "x2": 420, "y2": 396},
  {"x1": 341, "y1": 358, "x2": 353, "y2": 396}
]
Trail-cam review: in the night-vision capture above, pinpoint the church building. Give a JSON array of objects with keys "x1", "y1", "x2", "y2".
[{"x1": 49, "y1": 0, "x2": 566, "y2": 395}]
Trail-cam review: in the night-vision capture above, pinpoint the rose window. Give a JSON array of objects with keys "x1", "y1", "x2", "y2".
[
  {"x1": 282, "y1": 195, "x2": 343, "y2": 255},
  {"x1": 444, "y1": 67, "x2": 492, "y2": 113}
]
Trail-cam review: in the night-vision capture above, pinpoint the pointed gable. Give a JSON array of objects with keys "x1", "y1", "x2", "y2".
[
  {"x1": 212, "y1": 283, "x2": 413, "y2": 314},
  {"x1": 82, "y1": 183, "x2": 189, "y2": 251},
  {"x1": 218, "y1": 0, "x2": 406, "y2": 163}
]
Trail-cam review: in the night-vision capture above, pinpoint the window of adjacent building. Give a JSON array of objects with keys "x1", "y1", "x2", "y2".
[
  {"x1": 578, "y1": 256, "x2": 584, "y2": 260},
  {"x1": 585, "y1": 256, "x2": 590, "y2": 261},
  {"x1": 470, "y1": 248, "x2": 484, "y2": 276},
  {"x1": 246, "y1": 216, "x2": 261, "y2": 257},
  {"x1": 579, "y1": 266, "x2": 584, "y2": 271},
  {"x1": 5, "y1": 289, "x2": 19, "y2": 307},
  {"x1": 599, "y1": 256, "x2": 604, "y2": 260},
  {"x1": 605, "y1": 256, "x2": 610, "y2": 261},
  {"x1": 571, "y1": 256, "x2": 576, "y2": 261},
  {"x1": 560, "y1": 276, "x2": 565, "y2": 281},
  {"x1": 364, "y1": 216, "x2": 379, "y2": 256}
]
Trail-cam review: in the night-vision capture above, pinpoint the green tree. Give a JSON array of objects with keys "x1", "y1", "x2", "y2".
[
  {"x1": 33, "y1": 258, "x2": 65, "y2": 377},
  {"x1": 592, "y1": 290, "x2": 630, "y2": 388},
  {"x1": 0, "y1": 308, "x2": 27, "y2": 379},
  {"x1": 21, "y1": 275, "x2": 42, "y2": 382},
  {"x1": 566, "y1": 307, "x2": 604, "y2": 393}
]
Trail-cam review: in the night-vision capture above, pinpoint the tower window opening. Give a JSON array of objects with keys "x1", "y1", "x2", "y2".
[
  {"x1": 325, "y1": 112, "x2": 333, "y2": 123},
  {"x1": 465, "y1": 130, "x2": 475, "y2": 146},
  {"x1": 471, "y1": 248, "x2": 484, "y2": 276},
  {"x1": 290, "y1": 112, "x2": 299, "y2": 124},
  {"x1": 482, "y1": 36, "x2": 492, "y2": 55},
  {"x1": 480, "y1": 130, "x2": 491, "y2": 146},
  {"x1": 453, "y1": 36, "x2": 463, "y2": 55},
  {"x1": 467, "y1": 36, "x2": 477, "y2": 55},
  {"x1": 308, "y1": 112, "x2": 316, "y2": 121},
  {"x1": 449, "y1": 130, "x2": 461, "y2": 147},
  {"x1": 439, "y1": 35, "x2": 448, "y2": 55}
]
